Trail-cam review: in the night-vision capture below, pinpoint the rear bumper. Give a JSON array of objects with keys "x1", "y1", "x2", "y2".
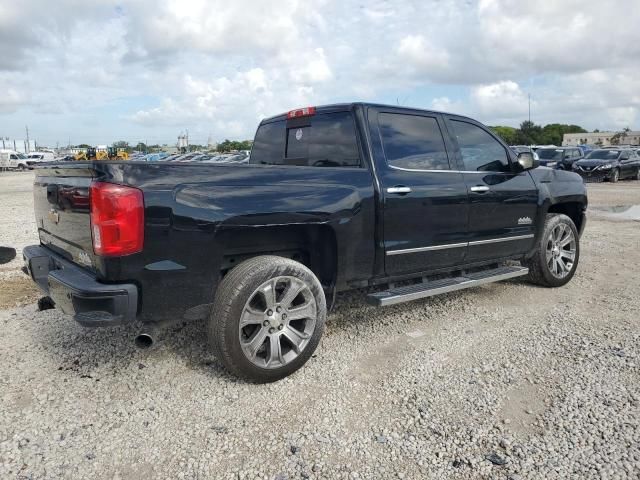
[{"x1": 23, "y1": 245, "x2": 138, "y2": 327}]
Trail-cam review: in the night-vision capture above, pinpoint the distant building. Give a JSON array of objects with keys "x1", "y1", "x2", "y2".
[{"x1": 563, "y1": 131, "x2": 640, "y2": 147}]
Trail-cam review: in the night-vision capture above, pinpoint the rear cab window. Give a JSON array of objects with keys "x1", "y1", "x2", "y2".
[{"x1": 250, "y1": 111, "x2": 361, "y2": 167}]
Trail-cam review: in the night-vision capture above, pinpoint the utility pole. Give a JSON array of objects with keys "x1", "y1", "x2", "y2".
[
  {"x1": 528, "y1": 94, "x2": 531, "y2": 124},
  {"x1": 25, "y1": 125, "x2": 30, "y2": 153}
]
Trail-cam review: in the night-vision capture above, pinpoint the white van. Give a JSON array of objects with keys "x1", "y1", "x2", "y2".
[
  {"x1": 0, "y1": 150, "x2": 29, "y2": 170},
  {"x1": 26, "y1": 151, "x2": 55, "y2": 167}
]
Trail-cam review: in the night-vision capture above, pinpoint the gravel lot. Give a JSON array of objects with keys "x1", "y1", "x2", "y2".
[{"x1": 1, "y1": 171, "x2": 639, "y2": 479}]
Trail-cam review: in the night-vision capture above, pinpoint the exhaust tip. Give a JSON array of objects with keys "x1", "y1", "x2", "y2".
[{"x1": 135, "y1": 333, "x2": 154, "y2": 349}]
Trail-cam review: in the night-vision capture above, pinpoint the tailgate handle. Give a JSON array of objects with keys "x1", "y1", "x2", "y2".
[{"x1": 46, "y1": 184, "x2": 59, "y2": 204}]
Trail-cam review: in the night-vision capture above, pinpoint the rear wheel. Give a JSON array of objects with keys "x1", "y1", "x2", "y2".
[
  {"x1": 524, "y1": 214, "x2": 579, "y2": 288},
  {"x1": 208, "y1": 255, "x2": 326, "y2": 382}
]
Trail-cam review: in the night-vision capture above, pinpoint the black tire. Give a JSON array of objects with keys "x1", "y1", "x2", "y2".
[
  {"x1": 523, "y1": 213, "x2": 580, "y2": 288},
  {"x1": 18, "y1": 164, "x2": 27, "y2": 171},
  {"x1": 208, "y1": 255, "x2": 326, "y2": 383},
  {"x1": 610, "y1": 168, "x2": 619, "y2": 183}
]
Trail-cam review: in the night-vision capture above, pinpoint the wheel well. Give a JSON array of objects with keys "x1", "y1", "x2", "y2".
[
  {"x1": 548, "y1": 202, "x2": 584, "y2": 232},
  {"x1": 217, "y1": 225, "x2": 337, "y2": 289}
]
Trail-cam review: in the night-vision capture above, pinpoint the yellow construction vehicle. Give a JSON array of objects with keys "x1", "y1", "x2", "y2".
[
  {"x1": 73, "y1": 147, "x2": 130, "y2": 161},
  {"x1": 74, "y1": 147, "x2": 96, "y2": 161}
]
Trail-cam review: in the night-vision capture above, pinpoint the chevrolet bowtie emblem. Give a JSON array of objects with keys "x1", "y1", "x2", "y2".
[{"x1": 48, "y1": 209, "x2": 60, "y2": 224}]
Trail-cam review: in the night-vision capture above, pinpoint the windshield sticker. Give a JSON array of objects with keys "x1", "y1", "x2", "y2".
[{"x1": 295, "y1": 128, "x2": 303, "y2": 141}]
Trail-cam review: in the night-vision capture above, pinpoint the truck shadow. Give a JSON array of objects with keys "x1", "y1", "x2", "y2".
[{"x1": 26, "y1": 277, "x2": 531, "y2": 383}]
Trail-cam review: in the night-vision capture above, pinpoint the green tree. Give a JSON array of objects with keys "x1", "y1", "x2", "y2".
[
  {"x1": 489, "y1": 126, "x2": 518, "y2": 144},
  {"x1": 112, "y1": 140, "x2": 131, "y2": 152},
  {"x1": 514, "y1": 121, "x2": 543, "y2": 145},
  {"x1": 74, "y1": 143, "x2": 92, "y2": 149},
  {"x1": 610, "y1": 127, "x2": 631, "y2": 146},
  {"x1": 134, "y1": 142, "x2": 147, "y2": 152},
  {"x1": 540, "y1": 123, "x2": 587, "y2": 146},
  {"x1": 216, "y1": 139, "x2": 253, "y2": 153}
]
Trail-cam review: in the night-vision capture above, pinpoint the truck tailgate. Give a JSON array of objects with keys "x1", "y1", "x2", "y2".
[{"x1": 33, "y1": 164, "x2": 96, "y2": 269}]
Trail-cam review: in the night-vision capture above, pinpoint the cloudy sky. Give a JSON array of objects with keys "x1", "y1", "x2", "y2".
[{"x1": 1, "y1": 0, "x2": 639, "y2": 147}]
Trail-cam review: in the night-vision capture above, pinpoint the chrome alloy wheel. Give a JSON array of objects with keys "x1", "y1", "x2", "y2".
[
  {"x1": 238, "y1": 276, "x2": 317, "y2": 369},
  {"x1": 545, "y1": 223, "x2": 576, "y2": 279}
]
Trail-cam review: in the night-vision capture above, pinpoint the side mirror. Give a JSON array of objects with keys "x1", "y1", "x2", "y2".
[{"x1": 517, "y1": 152, "x2": 539, "y2": 171}]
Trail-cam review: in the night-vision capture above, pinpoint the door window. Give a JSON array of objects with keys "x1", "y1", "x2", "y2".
[
  {"x1": 378, "y1": 113, "x2": 450, "y2": 171},
  {"x1": 450, "y1": 120, "x2": 511, "y2": 172}
]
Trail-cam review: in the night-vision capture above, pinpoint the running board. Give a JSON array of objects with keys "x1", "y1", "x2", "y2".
[{"x1": 366, "y1": 266, "x2": 529, "y2": 307}]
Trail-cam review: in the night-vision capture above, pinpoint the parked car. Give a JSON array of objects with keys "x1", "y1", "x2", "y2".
[
  {"x1": 23, "y1": 103, "x2": 587, "y2": 382},
  {"x1": 0, "y1": 150, "x2": 29, "y2": 170},
  {"x1": 572, "y1": 148, "x2": 640, "y2": 182},
  {"x1": 26, "y1": 151, "x2": 56, "y2": 168},
  {"x1": 536, "y1": 147, "x2": 584, "y2": 170}
]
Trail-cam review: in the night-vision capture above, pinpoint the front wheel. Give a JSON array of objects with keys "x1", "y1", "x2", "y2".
[
  {"x1": 524, "y1": 213, "x2": 580, "y2": 288},
  {"x1": 208, "y1": 255, "x2": 326, "y2": 382},
  {"x1": 610, "y1": 168, "x2": 620, "y2": 183}
]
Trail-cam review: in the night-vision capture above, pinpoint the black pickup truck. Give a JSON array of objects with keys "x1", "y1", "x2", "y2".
[{"x1": 24, "y1": 103, "x2": 587, "y2": 382}]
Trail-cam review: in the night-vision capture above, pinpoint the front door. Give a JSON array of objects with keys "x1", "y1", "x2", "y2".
[
  {"x1": 443, "y1": 116, "x2": 539, "y2": 263},
  {"x1": 370, "y1": 109, "x2": 470, "y2": 276}
]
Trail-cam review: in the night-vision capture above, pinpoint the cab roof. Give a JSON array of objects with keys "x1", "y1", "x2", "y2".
[{"x1": 259, "y1": 102, "x2": 476, "y2": 125}]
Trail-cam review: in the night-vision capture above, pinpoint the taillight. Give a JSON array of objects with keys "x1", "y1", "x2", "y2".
[
  {"x1": 90, "y1": 182, "x2": 144, "y2": 257},
  {"x1": 287, "y1": 106, "x2": 316, "y2": 119}
]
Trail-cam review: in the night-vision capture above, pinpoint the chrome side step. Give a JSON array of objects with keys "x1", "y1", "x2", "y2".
[{"x1": 366, "y1": 266, "x2": 529, "y2": 307}]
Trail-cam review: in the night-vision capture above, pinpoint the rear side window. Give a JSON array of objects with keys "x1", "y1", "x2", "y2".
[
  {"x1": 250, "y1": 112, "x2": 360, "y2": 167},
  {"x1": 378, "y1": 113, "x2": 450, "y2": 170},
  {"x1": 450, "y1": 120, "x2": 510, "y2": 172}
]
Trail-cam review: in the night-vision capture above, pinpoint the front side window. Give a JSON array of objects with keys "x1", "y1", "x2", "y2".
[
  {"x1": 378, "y1": 113, "x2": 450, "y2": 170},
  {"x1": 450, "y1": 120, "x2": 510, "y2": 172},
  {"x1": 250, "y1": 112, "x2": 360, "y2": 167}
]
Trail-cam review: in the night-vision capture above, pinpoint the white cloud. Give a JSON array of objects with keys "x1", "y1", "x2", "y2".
[
  {"x1": 288, "y1": 48, "x2": 333, "y2": 85},
  {"x1": 471, "y1": 81, "x2": 529, "y2": 119},
  {"x1": 430, "y1": 97, "x2": 465, "y2": 114},
  {"x1": 397, "y1": 35, "x2": 450, "y2": 71},
  {"x1": 0, "y1": 88, "x2": 28, "y2": 114},
  {"x1": 1, "y1": 0, "x2": 640, "y2": 144}
]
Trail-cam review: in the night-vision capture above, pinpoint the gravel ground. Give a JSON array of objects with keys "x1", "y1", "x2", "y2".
[{"x1": 1, "y1": 171, "x2": 639, "y2": 479}]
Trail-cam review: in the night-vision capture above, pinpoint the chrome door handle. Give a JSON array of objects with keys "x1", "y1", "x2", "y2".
[
  {"x1": 470, "y1": 185, "x2": 490, "y2": 193},
  {"x1": 386, "y1": 186, "x2": 412, "y2": 194}
]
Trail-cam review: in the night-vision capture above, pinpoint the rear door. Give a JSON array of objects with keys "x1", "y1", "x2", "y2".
[
  {"x1": 619, "y1": 150, "x2": 636, "y2": 177},
  {"x1": 369, "y1": 108, "x2": 469, "y2": 276},
  {"x1": 443, "y1": 116, "x2": 538, "y2": 263}
]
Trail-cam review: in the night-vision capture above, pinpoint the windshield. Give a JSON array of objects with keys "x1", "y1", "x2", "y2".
[
  {"x1": 586, "y1": 150, "x2": 620, "y2": 160},
  {"x1": 537, "y1": 149, "x2": 564, "y2": 160}
]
